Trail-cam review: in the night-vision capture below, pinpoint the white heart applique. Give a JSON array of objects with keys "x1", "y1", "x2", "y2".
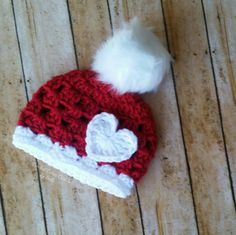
[{"x1": 85, "y1": 112, "x2": 138, "y2": 163}]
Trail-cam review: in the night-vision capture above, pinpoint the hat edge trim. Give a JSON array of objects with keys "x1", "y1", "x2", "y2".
[{"x1": 12, "y1": 126, "x2": 134, "y2": 198}]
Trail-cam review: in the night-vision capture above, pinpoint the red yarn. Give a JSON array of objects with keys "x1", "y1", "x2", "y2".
[{"x1": 17, "y1": 70, "x2": 157, "y2": 182}]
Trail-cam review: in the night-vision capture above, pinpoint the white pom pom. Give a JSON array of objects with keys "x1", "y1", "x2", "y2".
[{"x1": 92, "y1": 18, "x2": 171, "y2": 94}]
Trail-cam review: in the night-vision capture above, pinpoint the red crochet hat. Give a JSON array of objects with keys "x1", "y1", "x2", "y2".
[{"x1": 13, "y1": 19, "x2": 170, "y2": 198}]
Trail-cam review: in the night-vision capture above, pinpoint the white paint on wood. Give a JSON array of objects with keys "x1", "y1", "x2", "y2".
[
  {"x1": 40, "y1": 175, "x2": 102, "y2": 235},
  {"x1": 12, "y1": 0, "x2": 103, "y2": 234},
  {"x1": 68, "y1": 0, "x2": 112, "y2": 69},
  {"x1": 0, "y1": 1, "x2": 46, "y2": 234},
  {"x1": 203, "y1": 0, "x2": 236, "y2": 196},
  {"x1": 162, "y1": 0, "x2": 236, "y2": 234},
  {"x1": 68, "y1": 0, "x2": 145, "y2": 234},
  {"x1": 0, "y1": 196, "x2": 6, "y2": 235},
  {"x1": 108, "y1": 1, "x2": 198, "y2": 234},
  {"x1": 1, "y1": 0, "x2": 235, "y2": 234}
]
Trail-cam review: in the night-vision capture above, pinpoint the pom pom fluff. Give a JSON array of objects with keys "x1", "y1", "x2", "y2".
[{"x1": 92, "y1": 18, "x2": 171, "y2": 94}]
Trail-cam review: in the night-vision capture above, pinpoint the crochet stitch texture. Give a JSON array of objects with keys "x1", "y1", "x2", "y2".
[{"x1": 17, "y1": 70, "x2": 157, "y2": 182}]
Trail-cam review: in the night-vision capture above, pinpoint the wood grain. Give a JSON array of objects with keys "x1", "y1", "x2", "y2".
[
  {"x1": 108, "y1": 1, "x2": 198, "y2": 234},
  {"x1": 39, "y1": 177, "x2": 102, "y2": 235},
  {"x1": 162, "y1": 0, "x2": 236, "y2": 234},
  {"x1": 1, "y1": 0, "x2": 236, "y2": 234},
  {"x1": 12, "y1": 0, "x2": 102, "y2": 234},
  {"x1": 0, "y1": 1, "x2": 47, "y2": 234},
  {"x1": 0, "y1": 188, "x2": 6, "y2": 235},
  {"x1": 202, "y1": 0, "x2": 236, "y2": 197},
  {"x1": 98, "y1": 192, "x2": 144, "y2": 235},
  {"x1": 68, "y1": 0, "x2": 111, "y2": 69},
  {"x1": 68, "y1": 1, "x2": 144, "y2": 234}
]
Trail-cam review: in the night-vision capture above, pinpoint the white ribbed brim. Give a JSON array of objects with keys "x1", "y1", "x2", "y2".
[{"x1": 12, "y1": 126, "x2": 134, "y2": 198}]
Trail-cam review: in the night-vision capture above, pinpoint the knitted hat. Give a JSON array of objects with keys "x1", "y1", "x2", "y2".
[{"x1": 12, "y1": 19, "x2": 170, "y2": 198}]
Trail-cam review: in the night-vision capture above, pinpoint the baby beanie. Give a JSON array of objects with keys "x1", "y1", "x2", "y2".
[{"x1": 12, "y1": 18, "x2": 170, "y2": 198}]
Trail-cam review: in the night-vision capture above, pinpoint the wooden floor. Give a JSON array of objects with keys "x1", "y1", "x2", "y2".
[{"x1": 0, "y1": 0, "x2": 236, "y2": 234}]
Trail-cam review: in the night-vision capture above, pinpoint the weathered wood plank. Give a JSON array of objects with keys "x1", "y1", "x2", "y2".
[
  {"x1": 202, "y1": 0, "x2": 236, "y2": 197},
  {"x1": 0, "y1": 188, "x2": 6, "y2": 235},
  {"x1": 0, "y1": 213, "x2": 5, "y2": 235},
  {"x1": 12, "y1": 0, "x2": 102, "y2": 234},
  {"x1": 162, "y1": 0, "x2": 236, "y2": 234},
  {"x1": 68, "y1": 0, "x2": 111, "y2": 69},
  {"x1": 108, "y1": 1, "x2": 198, "y2": 234},
  {"x1": 39, "y1": 176, "x2": 102, "y2": 235},
  {"x1": 0, "y1": 1, "x2": 47, "y2": 234},
  {"x1": 68, "y1": 1, "x2": 144, "y2": 234},
  {"x1": 98, "y1": 192, "x2": 144, "y2": 235}
]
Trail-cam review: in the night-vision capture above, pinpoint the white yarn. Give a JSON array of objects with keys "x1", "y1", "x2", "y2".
[
  {"x1": 92, "y1": 18, "x2": 171, "y2": 94},
  {"x1": 85, "y1": 112, "x2": 137, "y2": 163},
  {"x1": 12, "y1": 126, "x2": 134, "y2": 198}
]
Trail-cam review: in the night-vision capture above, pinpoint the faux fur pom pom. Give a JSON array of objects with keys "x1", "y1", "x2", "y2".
[{"x1": 92, "y1": 18, "x2": 171, "y2": 94}]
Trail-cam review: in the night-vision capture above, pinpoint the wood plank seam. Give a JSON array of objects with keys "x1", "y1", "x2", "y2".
[
  {"x1": 200, "y1": 0, "x2": 236, "y2": 210},
  {"x1": 1, "y1": 0, "x2": 49, "y2": 233},
  {"x1": 110, "y1": 1, "x2": 199, "y2": 234},
  {"x1": 96, "y1": 190, "x2": 105, "y2": 235},
  {"x1": 202, "y1": 0, "x2": 236, "y2": 209},
  {"x1": 35, "y1": 161, "x2": 49, "y2": 235},
  {"x1": 11, "y1": 0, "x2": 29, "y2": 101},
  {"x1": 106, "y1": 1, "x2": 199, "y2": 233},
  {"x1": 11, "y1": 1, "x2": 49, "y2": 234},
  {"x1": 13, "y1": 0, "x2": 104, "y2": 233},
  {"x1": 155, "y1": 202, "x2": 164, "y2": 235},
  {"x1": 65, "y1": 1, "x2": 105, "y2": 233},
  {"x1": 0, "y1": 185, "x2": 8, "y2": 235},
  {"x1": 161, "y1": 0, "x2": 236, "y2": 233},
  {"x1": 106, "y1": 0, "x2": 114, "y2": 34},
  {"x1": 66, "y1": 1, "x2": 146, "y2": 233},
  {"x1": 65, "y1": 0, "x2": 79, "y2": 68},
  {"x1": 105, "y1": 2, "x2": 146, "y2": 234},
  {"x1": 217, "y1": 2, "x2": 236, "y2": 106},
  {"x1": 160, "y1": 0, "x2": 201, "y2": 233},
  {"x1": 1, "y1": 0, "x2": 235, "y2": 233},
  {"x1": 135, "y1": 185, "x2": 145, "y2": 235}
]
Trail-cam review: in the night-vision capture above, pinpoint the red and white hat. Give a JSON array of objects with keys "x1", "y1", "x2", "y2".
[{"x1": 12, "y1": 19, "x2": 170, "y2": 198}]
